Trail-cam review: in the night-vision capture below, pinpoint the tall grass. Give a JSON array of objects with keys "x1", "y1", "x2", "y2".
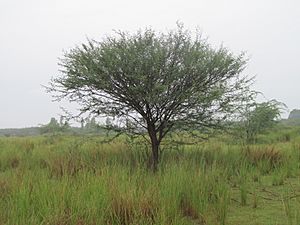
[{"x1": 0, "y1": 127, "x2": 300, "y2": 224}]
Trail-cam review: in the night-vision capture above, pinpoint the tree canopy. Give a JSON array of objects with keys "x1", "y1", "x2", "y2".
[
  {"x1": 40, "y1": 117, "x2": 70, "y2": 134},
  {"x1": 48, "y1": 24, "x2": 253, "y2": 170},
  {"x1": 236, "y1": 100, "x2": 284, "y2": 143}
]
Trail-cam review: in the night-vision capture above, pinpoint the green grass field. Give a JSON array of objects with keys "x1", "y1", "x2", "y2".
[{"x1": 1, "y1": 127, "x2": 300, "y2": 225}]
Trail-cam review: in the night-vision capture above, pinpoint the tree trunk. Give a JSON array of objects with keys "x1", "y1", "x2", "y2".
[
  {"x1": 151, "y1": 139, "x2": 159, "y2": 172},
  {"x1": 148, "y1": 124, "x2": 159, "y2": 172}
]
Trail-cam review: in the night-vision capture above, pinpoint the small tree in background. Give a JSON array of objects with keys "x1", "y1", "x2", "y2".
[
  {"x1": 237, "y1": 100, "x2": 284, "y2": 143},
  {"x1": 47, "y1": 24, "x2": 253, "y2": 170},
  {"x1": 40, "y1": 117, "x2": 60, "y2": 134},
  {"x1": 40, "y1": 117, "x2": 70, "y2": 134}
]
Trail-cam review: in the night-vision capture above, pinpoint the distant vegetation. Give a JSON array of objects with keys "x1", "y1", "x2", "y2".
[
  {"x1": 0, "y1": 127, "x2": 41, "y2": 137},
  {"x1": 233, "y1": 100, "x2": 283, "y2": 144},
  {"x1": 281, "y1": 109, "x2": 300, "y2": 126},
  {"x1": 0, "y1": 116, "x2": 106, "y2": 137},
  {"x1": 288, "y1": 109, "x2": 300, "y2": 119},
  {"x1": 3, "y1": 112, "x2": 300, "y2": 138}
]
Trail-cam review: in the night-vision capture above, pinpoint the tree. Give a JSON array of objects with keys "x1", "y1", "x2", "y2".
[
  {"x1": 59, "y1": 115, "x2": 70, "y2": 132},
  {"x1": 40, "y1": 117, "x2": 70, "y2": 134},
  {"x1": 40, "y1": 117, "x2": 61, "y2": 134},
  {"x1": 237, "y1": 100, "x2": 283, "y2": 143},
  {"x1": 84, "y1": 117, "x2": 102, "y2": 133},
  {"x1": 47, "y1": 24, "x2": 252, "y2": 170},
  {"x1": 85, "y1": 117, "x2": 97, "y2": 130}
]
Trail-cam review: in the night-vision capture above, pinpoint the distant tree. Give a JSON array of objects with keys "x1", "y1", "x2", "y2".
[
  {"x1": 105, "y1": 117, "x2": 112, "y2": 127},
  {"x1": 59, "y1": 115, "x2": 70, "y2": 132},
  {"x1": 237, "y1": 100, "x2": 283, "y2": 143},
  {"x1": 47, "y1": 23, "x2": 253, "y2": 170},
  {"x1": 88, "y1": 117, "x2": 97, "y2": 130},
  {"x1": 84, "y1": 118, "x2": 91, "y2": 130},
  {"x1": 80, "y1": 118, "x2": 85, "y2": 129},
  {"x1": 40, "y1": 117, "x2": 70, "y2": 134},
  {"x1": 59, "y1": 115, "x2": 64, "y2": 126},
  {"x1": 40, "y1": 117, "x2": 60, "y2": 134},
  {"x1": 84, "y1": 117, "x2": 101, "y2": 133}
]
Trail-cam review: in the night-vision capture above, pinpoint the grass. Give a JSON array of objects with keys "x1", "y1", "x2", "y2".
[{"x1": 0, "y1": 127, "x2": 300, "y2": 224}]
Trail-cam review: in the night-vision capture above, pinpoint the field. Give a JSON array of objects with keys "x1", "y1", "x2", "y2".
[{"x1": 1, "y1": 127, "x2": 300, "y2": 225}]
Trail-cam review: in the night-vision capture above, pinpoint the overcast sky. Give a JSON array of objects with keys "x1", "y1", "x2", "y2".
[{"x1": 0, "y1": 0, "x2": 299, "y2": 128}]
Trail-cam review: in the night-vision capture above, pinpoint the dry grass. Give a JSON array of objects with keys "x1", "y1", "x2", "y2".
[
  {"x1": 107, "y1": 189, "x2": 158, "y2": 225},
  {"x1": 10, "y1": 157, "x2": 19, "y2": 169},
  {"x1": 179, "y1": 193, "x2": 206, "y2": 225},
  {"x1": 46, "y1": 154, "x2": 85, "y2": 178},
  {"x1": 244, "y1": 146, "x2": 283, "y2": 168},
  {"x1": 109, "y1": 197, "x2": 135, "y2": 225},
  {"x1": 0, "y1": 179, "x2": 11, "y2": 199}
]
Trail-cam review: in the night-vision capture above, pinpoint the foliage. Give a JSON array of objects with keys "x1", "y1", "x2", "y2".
[
  {"x1": 40, "y1": 117, "x2": 70, "y2": 134},
  {"x1": 235, "y1": 100, "x2": 284, "y2": 143},
  {"x1": 47, "y1": 23, "x2": 253, "y2": 170}
]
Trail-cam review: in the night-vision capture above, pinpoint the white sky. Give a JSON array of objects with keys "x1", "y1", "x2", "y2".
[{"x1": 0, "y1": 0, "x2": 299, "y2": 128}]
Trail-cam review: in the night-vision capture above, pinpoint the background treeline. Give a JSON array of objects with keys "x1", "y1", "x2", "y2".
[
  {"x1": 0, "y1": 116, "x2": 105, "y2": 137},
  {"x1": 1, "y1": 109, "x2": 300, "y2": 138}
]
